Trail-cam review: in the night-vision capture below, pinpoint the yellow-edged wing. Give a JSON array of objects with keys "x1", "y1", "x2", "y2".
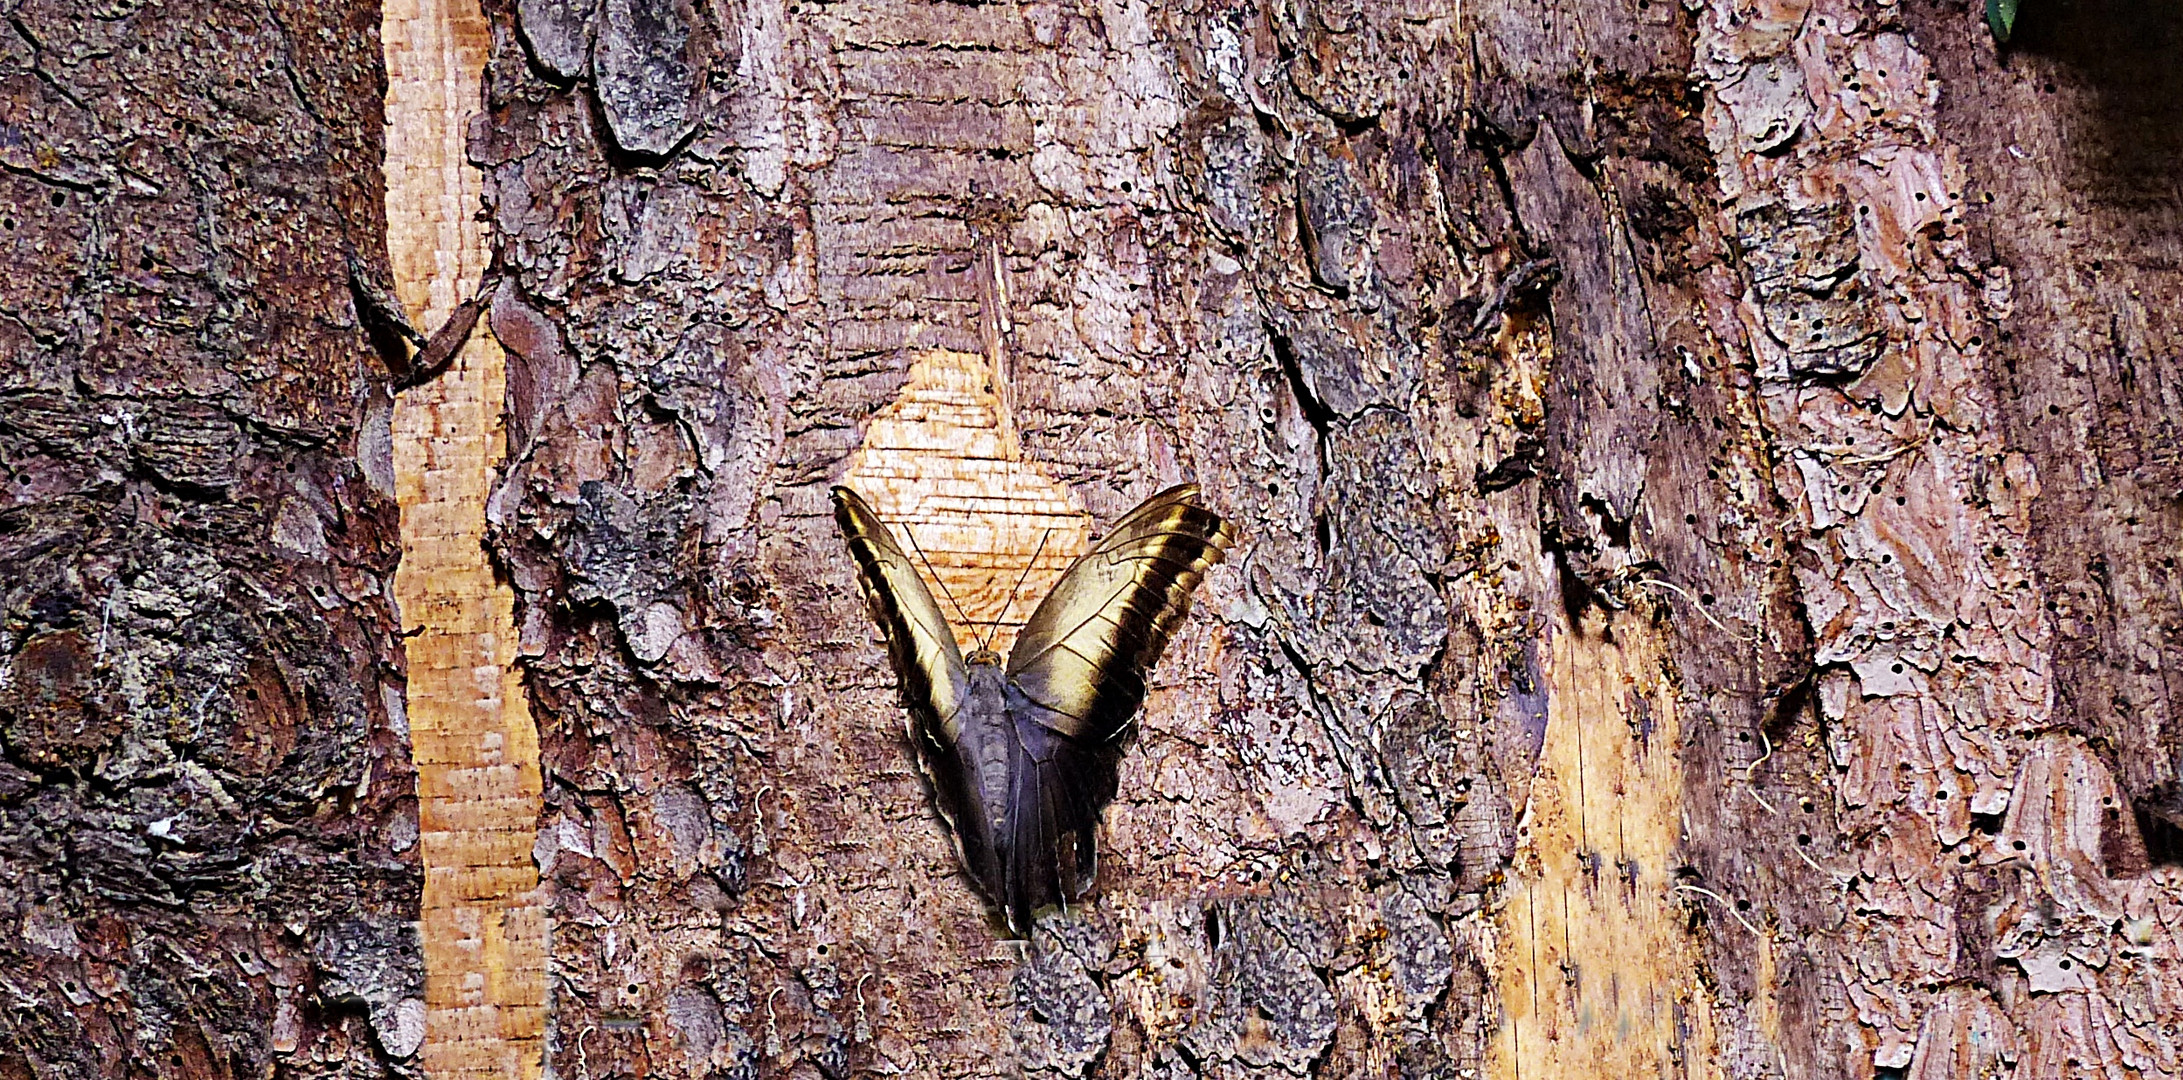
[
  {"x1": 831, "y1": 486, "x2": 969, "y2": 734},
  {"x1": 1006, "y1": 484, "x2": 1236, "y2": 741}
]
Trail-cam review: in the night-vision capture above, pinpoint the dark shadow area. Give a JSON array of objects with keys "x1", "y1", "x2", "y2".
[
  {"x1": 2138, "y1": 797, "x2": 2183, "y2": 868},
  {"x1": 2008, "y1": 0, "x2": 2183, "y2": 204}
]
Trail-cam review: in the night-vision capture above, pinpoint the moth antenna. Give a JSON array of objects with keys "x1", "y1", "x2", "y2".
[
  {"x1": 990, "y1": 527, "x2": 1053, "y2": 654},
  {"x1": 903, "y1": 524, "x2": 978, "y2": 646}
]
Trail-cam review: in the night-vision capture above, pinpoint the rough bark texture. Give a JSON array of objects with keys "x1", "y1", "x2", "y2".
[
  {"x1": 0, "y1": 1, "x2": 423, "y2": 1077},
  {"x1": 457, "y1": 0, "x2": 2183, "y2": 1074},
  {"x1": 10, "y1": 0, "x2": 2183, "y2": 1077}
]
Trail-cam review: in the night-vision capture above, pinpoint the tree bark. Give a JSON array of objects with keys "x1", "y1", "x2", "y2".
[
  {"x1": 464, "y1": 0, "x2": 2183, "y2": 1074},
  {"x1": 466, "y1": 0, "x2": 2183, "y2": 1071},
  {"x1": 8, "y1": 0, "x2": 2183, "y2": 1077},
  {"x1": 0, "y1": 1, "x2": 423, "y2": 1078}
]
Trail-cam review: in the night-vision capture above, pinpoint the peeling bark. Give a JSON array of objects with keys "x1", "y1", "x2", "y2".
[
  {"x1": 460, "y1": 0, "x2": 2183, "y2": 1073},
  {"x1": 8, "y1": 0, "x2": 2183, "y2": 1077},
  {"x1": 0, "y1": 1, "x2": 420, "y2": 1076}
]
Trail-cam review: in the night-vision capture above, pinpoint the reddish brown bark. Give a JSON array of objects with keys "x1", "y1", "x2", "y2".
[
  {"x1": 8, "y1": 0, "x2": 2183, "y2": 1077},
  {"x1": 459, "y1": 0, "x2": 2183, "y2": 1073},
  {"x1": 0, "y1": 1, "x2": 422, "y2": 1077}
]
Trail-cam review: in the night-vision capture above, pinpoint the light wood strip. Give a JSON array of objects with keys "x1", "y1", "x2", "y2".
[
  {"x1": 844, "y1": 348, "x2": 1094, "y2": 657},
  {"x1": 383, "y1": 0, "x2": 548, "y2": 1075}
]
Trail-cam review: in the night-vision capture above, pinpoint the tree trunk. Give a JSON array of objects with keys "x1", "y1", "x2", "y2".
[
  {"x1": 9, "y1": 0, "x2": 2183, "y2": 1077},
  {"x1": 0, "y1": 1, "x2": 423, "y2": 1077}
]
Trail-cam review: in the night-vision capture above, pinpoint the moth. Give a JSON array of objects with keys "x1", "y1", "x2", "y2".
[{"x1": 831, "y1": 483, "x2": 1236, "y2": 935}]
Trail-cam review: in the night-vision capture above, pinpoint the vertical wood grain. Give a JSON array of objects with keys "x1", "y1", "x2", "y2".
[{"x1": 383, "y1": 0, "x2": 549, "y2": 1075}]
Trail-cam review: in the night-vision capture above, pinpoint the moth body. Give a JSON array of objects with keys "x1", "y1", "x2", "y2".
[{"x1": 961, "y1": 659, "x2": 1014, "y2": 831}]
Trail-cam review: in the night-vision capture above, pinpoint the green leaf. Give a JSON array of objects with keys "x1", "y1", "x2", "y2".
[{"x1": 1987, "y1": 0, "x2": 2019, "y2": 42}]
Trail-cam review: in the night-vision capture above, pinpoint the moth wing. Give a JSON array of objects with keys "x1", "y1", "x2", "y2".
[
  {"x1": 992, "y1": 707, "x2": 1128, "y2": 935},
  {"x1": 831, "y1": 486, "x2": 970, "y2": 734},
  {"x1": 1006, "y1": 483, "x2": 1236, "y2": 743}
]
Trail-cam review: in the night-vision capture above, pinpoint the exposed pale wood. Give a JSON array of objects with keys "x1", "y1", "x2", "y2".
[
  {"x1": 383, "y1": 0, "x2": 548, "y2": 1076},
  {"x1": 20, "y1": 0, "x2": 2183, "y2": 1074},
  {"x1": 1493, "y1": 615, "x2": 1723, "y2": 1079},
  {"x1": 842, "y1": 347, "x2": 1093, "y2": 657}
]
